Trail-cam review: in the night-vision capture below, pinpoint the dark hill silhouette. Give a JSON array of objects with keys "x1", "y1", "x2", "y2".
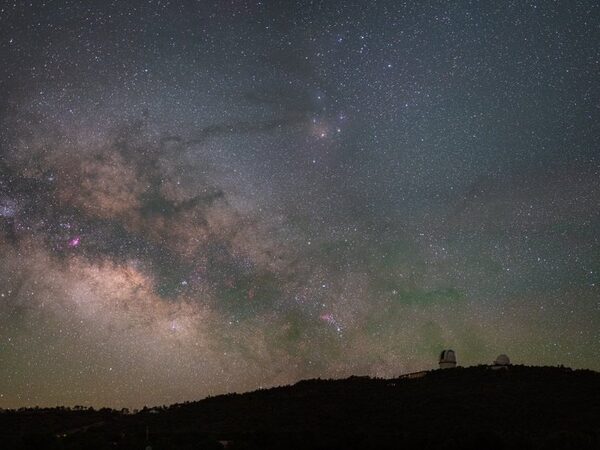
[{"x1": 1, "y1": 365, "x2": 599, "y2": 449}]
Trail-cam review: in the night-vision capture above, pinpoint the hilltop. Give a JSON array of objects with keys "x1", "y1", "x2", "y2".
[{"x1": 1, "y1": 365, "x2": 599, "y2": 449}]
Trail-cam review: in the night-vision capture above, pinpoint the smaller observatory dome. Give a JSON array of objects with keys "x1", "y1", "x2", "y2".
[
  {"x1": 439, "y1": 349, "x2": 457, "y2": 369},
  {"x1": 493, "y1": 354, "x2": 510, "y2": 367}
]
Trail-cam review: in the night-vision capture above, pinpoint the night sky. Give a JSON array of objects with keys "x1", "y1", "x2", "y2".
[{"x1": 0, "y1": 1, "x2": 598, "y2": 408}]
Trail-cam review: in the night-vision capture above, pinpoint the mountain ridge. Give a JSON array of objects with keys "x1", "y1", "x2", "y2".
[{"x1": 2, "y1": 365, "x2": 599, "y2": 449}]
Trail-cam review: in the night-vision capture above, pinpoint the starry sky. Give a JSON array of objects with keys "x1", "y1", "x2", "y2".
[{"x1": 0, "y1": 1, "x2": 598, "y2": 408}]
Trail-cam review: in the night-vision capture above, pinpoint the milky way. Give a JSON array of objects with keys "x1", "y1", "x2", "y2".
[{"x1": 0, "y1": 1, "x2": 598, "y2": 408}]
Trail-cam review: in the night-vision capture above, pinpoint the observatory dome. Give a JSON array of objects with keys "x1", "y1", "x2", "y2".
[
  {"x1": 493, "y1": 354, "x2": 511, "y2": 366},
  {"x1": 439, "y1": 349, "x2": 457, "y2": 369}
]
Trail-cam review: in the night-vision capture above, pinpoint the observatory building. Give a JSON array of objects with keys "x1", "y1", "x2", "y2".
[
  {"x1": 492, "y1": 354, "x2": 511, "y2": 369},
  {"x1": 439, "y1": 349, "x2": 456, "y2": 369}
]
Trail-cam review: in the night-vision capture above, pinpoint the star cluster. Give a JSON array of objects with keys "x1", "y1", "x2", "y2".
[{"x1": 0, "y1": 1, "x2": 598, "y2": 408}]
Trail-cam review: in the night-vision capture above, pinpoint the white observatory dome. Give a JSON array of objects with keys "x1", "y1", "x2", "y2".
[
  {"x1": 439, "y1": 349, "x2": 457, "y2": 369},
  {"x1": 493, "y1": 354, "x2": 510, "y2": 366}
]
